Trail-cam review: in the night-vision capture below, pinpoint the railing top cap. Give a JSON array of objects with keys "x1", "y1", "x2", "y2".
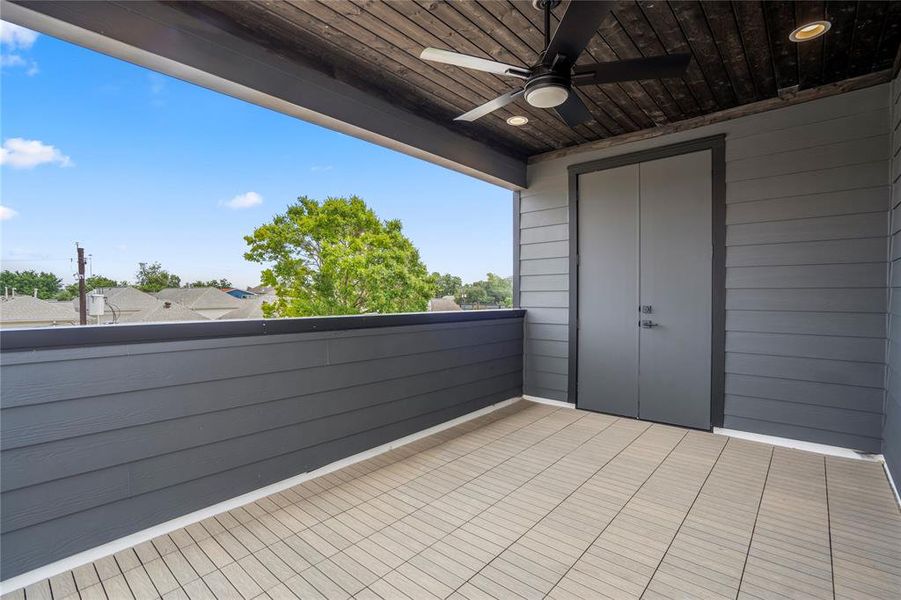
[{"x1": 0, "y1": 309, "x2": 526, "y2": 351}]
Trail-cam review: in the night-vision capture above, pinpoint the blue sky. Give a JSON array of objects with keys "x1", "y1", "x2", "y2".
[{"x1": 0, "y1": 22, "x2": 512, "y2": 289}]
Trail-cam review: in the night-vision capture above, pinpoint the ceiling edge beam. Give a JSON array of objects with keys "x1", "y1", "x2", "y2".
[
  {"x1": 3, "y1": 0, "x2": 526, "y2": 190},
  {"x1": 529, "y1": 69, "x2": 893, "y2": 164}
]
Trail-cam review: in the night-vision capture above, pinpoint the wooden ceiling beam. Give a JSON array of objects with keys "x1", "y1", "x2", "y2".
[{"x1": 529, "y1": 69, "x2": 892, "y2": 164}]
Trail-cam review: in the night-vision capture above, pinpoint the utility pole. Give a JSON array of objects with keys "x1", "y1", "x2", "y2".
[{"x1": 77, "y1": 244, "x2": 87, "y2": 325}]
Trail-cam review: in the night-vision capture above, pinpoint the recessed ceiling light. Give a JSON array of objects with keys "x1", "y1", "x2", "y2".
[
  {"x1": 506, "y1": 115, "x2": 529, "y2": 126},
  {"x1": 789, "y1": 21, "x2": 831, "y2": 42}
]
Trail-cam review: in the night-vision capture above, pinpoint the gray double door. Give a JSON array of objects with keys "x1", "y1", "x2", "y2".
[{"x1": 577, "y1": 150, "x2": 712, "y2": 429}]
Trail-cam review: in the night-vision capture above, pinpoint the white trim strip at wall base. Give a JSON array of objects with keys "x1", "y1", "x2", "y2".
[
  {"x1": 716, "y1": 428, "x2": 898, "y2": 508},
  {"x1": 714, "y1": 427, "x2": 882, "y2": 461},
  {"x1": 0, "y1": 396, "x2": 522, "y2": 594},
  {"x1": 522, "y1": 394, "x2": 575, "y2": 409},
  {"x1": 884, "y1": 461, "x2": 901, "y2": 508}
]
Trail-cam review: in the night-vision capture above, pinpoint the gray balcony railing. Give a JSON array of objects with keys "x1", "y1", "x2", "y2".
[{"x1": 0, "y1": 310, "x2": 524, "y2": 580}]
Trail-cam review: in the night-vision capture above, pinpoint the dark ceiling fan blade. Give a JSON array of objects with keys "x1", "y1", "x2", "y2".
[
  {"x1": 542, "y1": 1, "x2": 616, "y2": 70},
  {"x1": 421, "y1": 48, "x2": 530, "y2": 79},
  {"x1": 554, "y1": 91, "x2": 593, "y2": 127},
  {"x1": 454, "y1": 89, "x2": 525, "y2": 122},
  {"x1": 572, "y1": 54, "x2": 692, "y2": 85}
]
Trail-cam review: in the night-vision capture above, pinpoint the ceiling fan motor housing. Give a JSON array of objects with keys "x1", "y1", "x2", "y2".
[{"x1": 524, "y1": 71, "x2": 571, "y2": 108}]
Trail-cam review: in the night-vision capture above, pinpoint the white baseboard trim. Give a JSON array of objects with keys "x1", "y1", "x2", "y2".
[
  {"x1": 884, "y1": 462, "x2": 901, "y2": 508},
  {"x1": 0, "y1": 396, "x2": 522, "y2": 594},
  {"x1": 715, "y1": 429, "x2": 898, "y2": 509},
  {"x1": 714, "y1": 427, "x2": 882, "y2": 461},
  {"x1": 522, "y1": 394, "x2": 575, "y2": 409}
]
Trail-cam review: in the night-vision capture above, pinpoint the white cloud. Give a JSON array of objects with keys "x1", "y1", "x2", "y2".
[
  {"x1": 0, "y1": 138, "x2": 72, "y2": 169},
  {"x1": 0, "y1": 205, "x2": 19, "y2": 221},
  {"x1": 1, "y1": 21, "x2": 39, "y2": 75},
  {"x1": 1, "y1": 53, "x2": 24, "y2": 67},
  {"x1": 222, "y1": 191, "x2": 263, "y2": 210},
  {"x1": 1, "y1": 53, "x2": 38, "y2": 75},
  {"x1": 310, "y1": 165, "x2": 334, "y2": 172},
  {"x1": 0, "y1": 22, "x2": 38, "y2": 50}
]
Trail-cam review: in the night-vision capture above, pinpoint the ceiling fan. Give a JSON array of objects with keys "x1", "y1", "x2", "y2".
[{"x1": 419, "y1": 0, "x2": 691, "y2": 127}]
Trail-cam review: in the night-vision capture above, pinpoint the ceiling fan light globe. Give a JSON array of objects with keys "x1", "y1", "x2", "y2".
[{"x1": 525, "y1": 84, "x2": 569, "y2": 108}]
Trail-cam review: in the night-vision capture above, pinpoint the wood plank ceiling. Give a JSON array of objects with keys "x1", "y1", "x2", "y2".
[{"x1": 176, "y1": 1, "x2": 901, "y2": 159}]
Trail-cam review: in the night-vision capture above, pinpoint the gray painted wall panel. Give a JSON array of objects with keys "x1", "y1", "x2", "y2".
[
  {"x1": 722, "y1": 415, "x2": 881, "y2": 453},
  {"x1": 521, "y1": 83, "x2": 890, "y2": 453},
  {"x1": 520, "y1": 241, "x2": 569, "y2": 260},
  {"x1": 525, "y1": 354, "x2": 568, "y2": 375},
  {"x1": 726, "y1": 373, "x2": 884, "y2": 413},
  {"x1": 0, "y1": 313, "x2": 523, "y2": 579},
  {"x1": 726, "y1": 310, "x2": 886, "y2": 338},
  {"x1": 519, "y1": 291, "x2": 569, "y2": 308},
  {"x1": 724, "y1": 394, "x2": 882, "y2": 440},
  {"x1": 520, "y1": 258, "x2": 569, "y2": 276},
  {"x1": 725, "y1": 108, "x2": 889, "y2": 161},
  {"x1": 726, "y1": 134, "x2": 889, "y2": 182},
  {"x1": 2, "y1": 340, "x2": 518, "y2": 451},
  {"x1": 725, "y1": 238, "x2": 887, "y2": 267},
  {"x1": 525, "y1": 323, "x2": 568, "y2": 342},
  {"x1": 727, "y1": 161, "x2": 888, "y2": 204},
  {"x1": 521, "y1": 207, "x2": 568, "y2": 229},
  {"x1": 726, "y1": 331, "x2": 887, "y2": 363},
  {"x1": 725, "y1": 187, "x2": 889, "y2": 225},
  {"x1": 3, "y1": 387, "x2": 516, "y2": 582},
  {"x1": 520, "y1": 224, "x2": 568, "y2": 244},
  {"x1": 725, "y1": 288, "x2": 887, "y2": 313},
  {"x1": 725, "y1": 263, "x2": 887, "y2": 289},
  {"x1": 726, "y1": 353, "x2": 884, "y2": 388},
  {"x1": 726, "y1": 212, "x2": 887, "y2": 246},
  {"x1": 885, "y1": 73, "x2": 901, "y2": 486},
  {"x1": 520, "y1": 275, "x2": 569, "y2": 291}
]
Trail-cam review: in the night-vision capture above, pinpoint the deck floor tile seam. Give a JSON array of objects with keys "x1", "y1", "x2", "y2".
[
  {"x1": 229, "y1": 405, "x2": 564, "y2": 557},
  {"x1": 297, "y1": 410, "x2": 600, "y2": 600},
  {"x1": 453, "y1": 421, "x2": 673, "y2": 599},
  {"x1": 543, "y1": 429, "x2": 716, "y2": 598},
  {"x1": 731, "y1": 443, "x2": 776, "y2": 597},
  {"x1": 824, "y1": 455, "x2": 837, "y2": 600},
  {"x1": 635, "y1": 437, "x2": 729, "y2": 598},
  {"x1": 353, "y1": 415, "x2": 624, "y2": 599}
]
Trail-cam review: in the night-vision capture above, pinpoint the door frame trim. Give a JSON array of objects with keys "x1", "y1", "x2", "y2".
[{"x1": 567, "y1": 134, "x2": 727, "y2": 429}]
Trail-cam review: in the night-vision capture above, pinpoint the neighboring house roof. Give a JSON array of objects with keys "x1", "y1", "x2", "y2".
[
  {"x1": 428, "y1": 296, "x2": 462, "y2": 312},
  {"x1": 156, "y1": 287, "x2": 243, "y2": 310},
  {"x1": 0, "y1": 295, "x2": 78, "y2": 324},
  {"x1": 224, "y1": 288, "x2": 256, "y2": 299},
  {"x1": 74, "y1": 287, "x2": 159, "y2": 314},
  {"x1": 219, "y1": 294, "x2": 276, "y2": 320},
  {"x1": 120, "y1": 301, "x2": 210, "y2": 323},
  {"x1": 248, "y1": 285, "x2": 274, "y2": 295}
]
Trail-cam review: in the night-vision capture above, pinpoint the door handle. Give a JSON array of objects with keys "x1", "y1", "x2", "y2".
[{"x1": 639, "y1": 320, "x2": 658, "y2": 329}]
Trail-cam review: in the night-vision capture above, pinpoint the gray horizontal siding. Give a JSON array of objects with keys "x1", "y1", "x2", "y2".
[
  {"x1": 521, "y1": 83, "x2": 890, "y2": 454},
  {"x1": 0, "y1": 315, "x2": 523, "y2": 579},
  {"x1": 885, "y1": 74, "x2": 901, "y2": 484}
]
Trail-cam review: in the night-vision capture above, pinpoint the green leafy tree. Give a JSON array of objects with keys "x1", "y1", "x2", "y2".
[
  {"x1": 458, "y1": 273, "x2": 513, "y2": 308},
  {"x1": 0, "y1": 270, "x2": 62, "y2": 299},
  {"x1": 244, "y1": 195, "x2": 433, "y2": 317},
  {"x1": 56, "y1": 275, "x2": 122, "y2": 300},
  {"x1": 187, "y1": 278, "x2": 232, "y2": 288},
  {"x1": 431, "y1": 272, "x2": 463, "y2": 298},
  {"x1": 135, "y1": 262, "x2": 181, "y2": 293}
]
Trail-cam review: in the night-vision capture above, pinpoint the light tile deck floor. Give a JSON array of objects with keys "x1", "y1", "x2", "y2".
[{"x1": 4, "y1": 400, "x2": 900, "y2": 600}]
